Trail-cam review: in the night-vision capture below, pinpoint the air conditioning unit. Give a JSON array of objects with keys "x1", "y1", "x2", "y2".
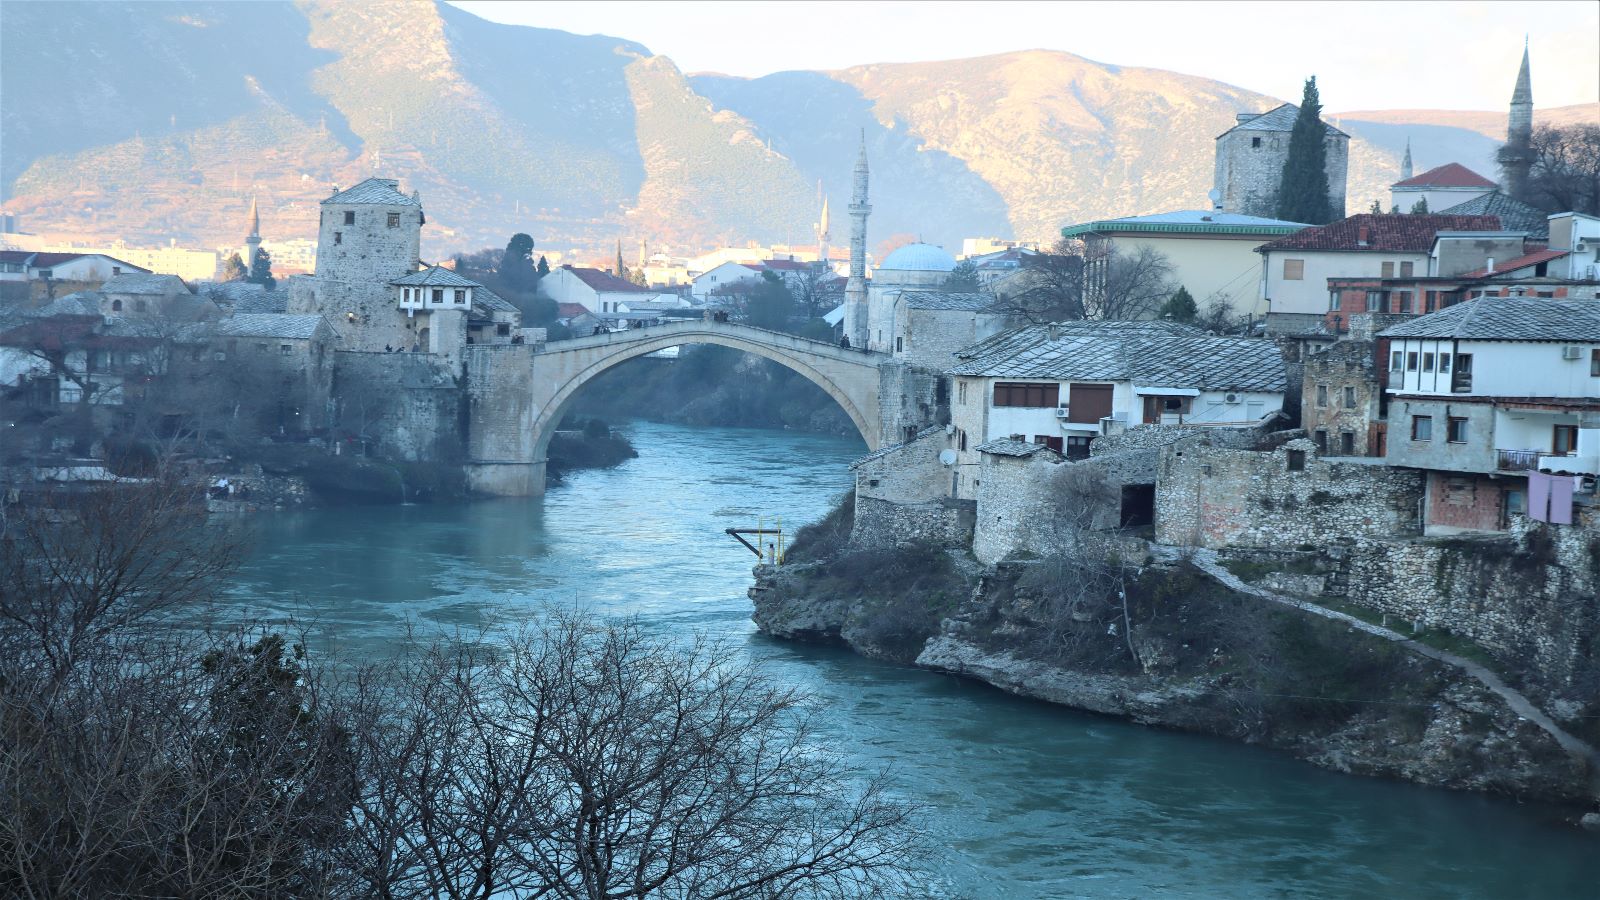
[
  {"x1": 1224, "y1": 392, "x2": 1242, "y2": 404},
  {"x1": 1054, "y1": 405, "x2": 1070, "y2": 419},
  {"x1": 1562, "y1": 345, "x2": 1584, "y2": 360}
]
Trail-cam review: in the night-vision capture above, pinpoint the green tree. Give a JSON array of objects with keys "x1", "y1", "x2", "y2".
[
  {"x1": 1368, "y1": 199, "x2": 1383, "y2": 214},
  {"x1": 942, "y1": 259, "x2": 981, "y2": 291},
  {"x1": 502, "y1": 233, "x2": 537, "y2": 290},
  {"x1": 746, "y1": 271, "x2": 794, "y2": 332},
  {"x1": 220, "y1": 252, "x2": 248, "y2": 282},
  {"x1": 1409, "y1": 196, "x2": 1429, "y2": 214},
  {"x1": 1158, "y1": 286, "x2": 1198, "y2": 323},
  {"x1": 247, "y1": 247, "x2": 275, "y2": 289},
  {"x1": 1275, "y1": 77, "x2": 1334, "y2": 225},
  {"x1": 536, "y1": 255, "x2": 551, "y2": 278}
]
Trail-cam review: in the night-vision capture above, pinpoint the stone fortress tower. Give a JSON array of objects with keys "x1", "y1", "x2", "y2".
[
  {"x1": 1498, "y1": 39, "x2": 1535, "y2": 200},
  {"x1": 289, "y1": 177, "x2": 424, "y2": 351},
  {"x1": 844, "y1": 132, "x2": 872, "y2": 348},
  {"x1": 1212, "y1": 104, "x2": 1350, "y2": 219}
]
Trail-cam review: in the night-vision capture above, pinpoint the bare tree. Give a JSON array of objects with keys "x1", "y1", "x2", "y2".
[
  {"x1": 1524, "y1": 123, "x2": 1600, "y2": 215},
  {"x1": 997, "y1": 238, "x2": 1174, "y2": 323},
  {"x1": 343, "y1": 612, "x2": 923, "y2": 899},
  {"x1": 996, "y1": 238, "x2": 1086, "y2": 323}
]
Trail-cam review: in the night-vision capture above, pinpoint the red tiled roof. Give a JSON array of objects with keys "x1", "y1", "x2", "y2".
[
  {"x1": 1392, "y1": 163, "x2": 1496, "y2": 189},
  {"x1": 1256, "y1": 214, "x2": 1502, "y2": 253},
  {"x1": 562, "y1": 265, "x2": 648, "y2": 293},
  {"x1": 1462, "y1": 248, "x2": 1568, "y2": 278},
  {"x1": 0, "y1": 250, "x2": 149, "y2": 272},
  {"x1": 556, "y1": 302, "x2": 591, "y2": 317},
  {"x1": 761, "y1": 259, "x2": 809, "y2": 271}
]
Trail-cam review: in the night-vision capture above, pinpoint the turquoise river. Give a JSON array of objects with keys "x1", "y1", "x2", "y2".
[{"x1": 225, "y1": 420, "x2": 1598, "y2": 898}]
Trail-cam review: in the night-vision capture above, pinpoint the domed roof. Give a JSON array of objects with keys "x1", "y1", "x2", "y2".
[{"x1": 880, "y1": 242, "x2": 957, "y2": 272}]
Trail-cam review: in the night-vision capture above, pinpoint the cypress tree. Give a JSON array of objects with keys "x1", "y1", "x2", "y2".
[{"x1": 1274, "y1": 77, "x2": 1333, "y2": 225}]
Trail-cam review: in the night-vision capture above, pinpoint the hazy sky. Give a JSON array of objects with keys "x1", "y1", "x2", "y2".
[{"x1": 448, "y1": 0, "x2": 1599, "y2": 111}]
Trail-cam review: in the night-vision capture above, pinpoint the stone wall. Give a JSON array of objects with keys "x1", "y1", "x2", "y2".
[
  {"x1": 1155, "y1": 437, "x2": 1424, "y2": 549},
  {"x1": 1336, "y1": 512, "x2": 1600, "y2": 691},
  {"x1": 850, "y1": 428, "x2": 972, "y2": 548},
  {"x1": 463, "y1": 344, "x2": 540, "y2": 495},
  {"x1": 973, "y1": 450, "x2": 1068, "y2": 564},
  {"x1": 1302, "y1": 340, "x2": 1382, "y2": 457},
  {"x1": 876, "y1": 360, "x2": 946, "y2": 447},
  {"x1": 332, "y1": 351, "x2": 463, "y2": 462}
]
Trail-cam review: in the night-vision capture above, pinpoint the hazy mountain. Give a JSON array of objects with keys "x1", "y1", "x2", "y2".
[{"x1": 2, "y1": 1, "x2": 1590, "y2": 263}]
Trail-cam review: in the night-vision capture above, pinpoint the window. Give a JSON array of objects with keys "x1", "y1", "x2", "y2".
[
  {"x1": 1328, "y1": 291, "x2": 1340, "y2": 311},
  {"x1": 1400, "y1": 261, "x2": 1414, "y2": 277},
  {"x1": 1343, "y1": 386, "x2": 1356, "y2": 408},
  {"x1": 1316, "y1": 384, "x2": 1328, "y2": 407},
  {"x1": 1422, "y1": 353, "x2": 1434, "y2": 372},
  {"x1": 1425, "y1": 290, "x2": 1437, "y2": 312},
  {"x1": 958, "y1": 430, "x2": 967, "y2": 451},
  {"x1": 1313, "y1": 429, "x2": 1328, "y2": 453},
  {"x1": 1381, "y1": 261, "x2": 1394, "y2": 278},
  {"x1": 1395, "y1": 290, "x2": 1413, "y2": 313},
  {"x1": 1406, "y1": 351, "x2": 1418, "y2": 371},
  {"x1": 387, "y1": 212, "x2": 400, "y2": 228},
  {"x1": 1554, "y1": 424, "x2": 1579, "y2": 456},
  {"x1": 958, "y1": 381, "x2": 967, "y2": 404},
  {"x1": 1439, "y1": 354, "x2": 1451, "y2": 373},
  {"x1": 112, "y1": 266, "x2": 122, "y2": 275},
  {"x1": 432, "y1": 289, "x2": 444, "y2": 304},
  {"x1": 1411, "y1": 415, "x2": 1432, "y2": 441},
  {"x1": 111, "y1": 299, "x2": 123, "y2": 311},
  {"x1": 1065, "y1": 436, "x2": 1092, "y2": 460},
  {"x1": 454, "y1": 289, "x2": 466, "y2": 304},
  {"x1": 1283, "y1": 259, "x2": 1304, "y2": 281},
  {"x1": 134, "y1": 299, "x2": 147, "y2": 312},
  {"x1": 334, "y1": 232, "x2": 342, "y2": 245},
  {"x1": 1592, "y1": 349, "x2": 1600, "y2": 377},
  {"x1": 1447, "y1": 417, "x2": 1468, "y2": 443},
  {"x1": 343, "y1": 211, "x2": 355, "y2": 225},
  {"x1": 992, "y1": 382, "x2": 1060, "y2": 408},
  {"x1": 895, "y1": 336, "x2": 903, "y2": 352},
  {"x1": 1252, "y1": 136, "x2": 1262, "y2": 148},
  {"x1": 1287, "y1": 449, "x2": 1306, "y2": 471},
  {"x1": 280, "y1": 344, "x2": 292, "y2": 355},
  {"x1": 496, "y1": 323, "x2": 511, "y2": 336},
  {"x1": 1340, "y1": 431, "x2": 1355, "y2": 455},
  {"x1": 38, "y1": 269, "x2": 52, "y2": 279},
  {"x1": 1390, "y1": 351, "x2": 1403, "y2": 371},
  {"x1": 1365, "y1": 291, "x2": 1385, "y2": 312}
]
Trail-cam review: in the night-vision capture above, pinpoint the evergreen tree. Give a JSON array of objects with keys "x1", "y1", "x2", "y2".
[
  {"x1": 502, "y1": 233, "x2": 536, "y2": 290},
  {"x1": 1368, "y1": 199, "x2": 1383, "y2": 214},
  {"x1": 1157, "y1": 286, "x2": 1198, "y2": 323},
  {"x1": 942, "y1": 259, "x2": 982, "y2": 291},
  {"x1": 247, "y1": 247, "x2": 275, "y2": 290},
  {"x1": 746, "y1": 271, "x2": 794, "y2": 332},
  {"x1": 536, "y1": 255, "x2": 551, "y2": 278},
  {"x1": 220, "y1": 252, "x2": 248, "y2": 282},
  {"x1": 1274, "y1": 77, "x2": 1334, "y2": 225},
  {"x1": 1409, "y1": 196, "x2": 1429, "y2": 214}
]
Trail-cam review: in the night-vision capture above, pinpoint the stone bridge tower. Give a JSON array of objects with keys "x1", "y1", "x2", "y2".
[{"x1": 291, "y1": 177, "x2": 424, "y2": 351}]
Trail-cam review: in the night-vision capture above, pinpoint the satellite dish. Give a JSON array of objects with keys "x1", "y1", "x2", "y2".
[
  {"x1": 1207, "y1": 188, "x2": 1221, "y2": 202},
  {"x1": 938, "y1": 449, "x2": 958, "y2": 466}
]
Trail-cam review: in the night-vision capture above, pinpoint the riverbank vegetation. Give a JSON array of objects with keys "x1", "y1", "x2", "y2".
[
  {"x1": 545, "y1": 416, "x2": 639, "y2": 482},
  {"x1": 0, "y1": 472, "x2": 922, "y2": 897}
]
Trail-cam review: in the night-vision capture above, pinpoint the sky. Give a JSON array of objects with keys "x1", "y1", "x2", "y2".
[{"x1": 448, "y1": 0, "x2": 1600, "y2": 111}]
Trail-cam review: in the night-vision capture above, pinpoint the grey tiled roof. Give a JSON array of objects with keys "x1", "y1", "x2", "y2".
[
  {"x1": 1220, "y1": 103, "x2": 1348, "y2": 137},
  {"x1": 217, "y1": 314, "x2": 328, "y2": 340},
  {"x1": 472, "y1": 286, "x2": 518, "y2": 314},
  {"x1": 232, "y1": 290, "x2": 289, "y2": 314},
  {"x1": 101, "y1": 273, "x2": 190, "y2": 295},
  {"x1": 32, "y1": 292, "x2": 103, "y2": 317},
  {"x1": 953, "y1": 320, "x2": 1202, "y2": 364},
  {"x1": 1378, "y1": 298, "x2": 1600, "y2": 342},
  {"x1": 1439, "y1": 192, "x2": 1550, "y2": 240},
  {"x1": 850, "y1": 425, "x2": 944, "y2": 469},
  {"x1": 974, "y1": 438, "x2": 1055, "y2": 457},
  {"x1": 618, "y1": 300, "x2": 692, "y2": 313},
  {"x1": 950, "y1": 322, "x2": 1285, "y2": 392},
  {"x1": 391, "y1": 265, "x2": 479, "y2": 288},
  {"x1": 325, "y1": 178, "x2": 420, "y2": 206},
  {"x1": 898, "y1": 290, "x2": 995, "y2": 311}
]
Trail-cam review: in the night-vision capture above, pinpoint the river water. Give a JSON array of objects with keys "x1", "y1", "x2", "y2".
[{"x1": 227, "y1": 420, "x2": 1597, "y2": 898}]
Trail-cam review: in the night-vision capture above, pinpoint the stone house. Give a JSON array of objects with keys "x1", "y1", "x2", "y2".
[
  {"x1": 1380, "y1": 297, "x2": 1600, "y2": 533},
  {"x1": 1256, "y1": 213, "x2": 1502, "y2": 333},
  {"x1": 99, "y1": 273, "x2": 206, "y2": 319},
  {"x1": 945, "y1": 321, "x2": 1286, "y2": 499},
  {"x1": 1302, "y1": 339, "x2": 1386, "y2": 457},
  {"x1": 880, "y1": 290, "x2": 1006, "y2": 371},
  {"x1": 212, "y1": 313, "x2": 338, "y2": 431},
  {"x1": 1213, "y1": 103, "x2": 1349, "y2": 220},
  {"x1": 389, "y1": 265, "x2": 522, "y2": 356}
]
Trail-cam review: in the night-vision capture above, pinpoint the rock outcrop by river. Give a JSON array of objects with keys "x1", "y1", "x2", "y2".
[{"x1": 751, "y1": 550, "x2": 1596, "y2": 808}]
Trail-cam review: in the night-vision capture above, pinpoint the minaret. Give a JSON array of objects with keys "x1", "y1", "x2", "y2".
[
  {"x1": 1500, "y1": 38, "x2": 1534, "y2": 200},
  {"x1": 1399, "y1": 139, "x2": 1413, "y2": 182},
  {"x1": 817, "y1": 193, "x2": 831, "y2": 272},
  {"x1": 844, "y1": 131, "x2": 871, "y2": 347},
  {"x1": 615, "y1": 239, "x2": 625, "y2": 277},
  {"x1": 244, "y1": 196, "x2": 262, "y2": 270}
]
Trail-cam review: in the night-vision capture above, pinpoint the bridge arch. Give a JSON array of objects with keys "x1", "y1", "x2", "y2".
[{"x1": 526, "y1": 322, "x2": 886, "y2": 489}]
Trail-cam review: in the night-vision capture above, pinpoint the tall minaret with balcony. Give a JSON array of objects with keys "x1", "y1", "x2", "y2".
[
  {"x1": 244, "y1": 196, "x2": 262, "y2": 272},
  {"x1": 816, "y1": 192, "x2": 831, "y2": 274},
  {"x1": 844, "y1": 132, "x2": 871, "y2": 347},
  {"x1": 1499, "y1": 39, "x2": 1535, "y2": 200}
]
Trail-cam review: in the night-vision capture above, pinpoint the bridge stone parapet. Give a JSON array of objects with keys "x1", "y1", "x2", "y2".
[{"x1": 464, "y1": 320, "x2": 898, "y2": 496}]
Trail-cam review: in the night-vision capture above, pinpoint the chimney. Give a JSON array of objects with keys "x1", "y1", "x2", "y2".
[
  {"x1": 1047, "y1": 323, "x2": 1061, "y2": 341},
  {"x1": 1486, "y1": 257, "x2": 1495, "y2": 273},
  {"x1": 1357, "y1": 225, "x2": 1370, "y2": 247}
]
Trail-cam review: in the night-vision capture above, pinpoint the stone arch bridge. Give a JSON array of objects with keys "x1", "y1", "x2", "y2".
[{"x1": 462, "y1": 320, "x2": 921, "y2": 495}]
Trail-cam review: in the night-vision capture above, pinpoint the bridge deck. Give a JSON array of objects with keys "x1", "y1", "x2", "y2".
[{"x1": 540, "y1": 319, "x2": 886, "y2": 365}]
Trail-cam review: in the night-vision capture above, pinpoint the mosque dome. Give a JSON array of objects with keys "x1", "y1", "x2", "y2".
[{"x1": 879, "y1": 242, "x2": 957, "y2": 272}]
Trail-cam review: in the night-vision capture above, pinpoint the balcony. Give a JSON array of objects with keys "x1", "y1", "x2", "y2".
[
  {"x1": 1537, "y1": 453, "x2": 1600, "y2": 477},
  {"x1": 1496, "y1": 449, "x2": 1540, "y2": 472}
]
